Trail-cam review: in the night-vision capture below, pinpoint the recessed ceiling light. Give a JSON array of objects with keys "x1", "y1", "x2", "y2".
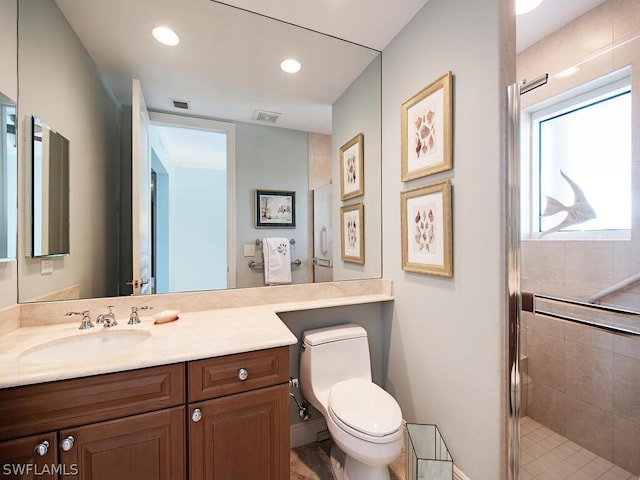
[
  {"x1": 516, "y1": 0, "x2": 543, "y2": 15},
  {"x1": 280, "y1": 58, "x2": 301, "y2": 74},
  {"x1": 152, "y1": 26, "x2": 180, "y2": 46}
]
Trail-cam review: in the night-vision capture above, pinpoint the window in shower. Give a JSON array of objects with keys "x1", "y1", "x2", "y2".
[{"x1": 524, "y1": 68, "x2": 631, "y2": 239}]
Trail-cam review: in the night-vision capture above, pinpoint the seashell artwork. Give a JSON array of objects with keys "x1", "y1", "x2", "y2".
[
  {"x1": 340, "y1": 133, "x2": 364, "y2": 200},
  {"x1": 341, "y1": 203, "x2": 364, "y2": 264},
  {"x1": 412, "y1": 206, "x2": 437, "y2": 253},
  {"x1": 413, "y1": 110, "x2": 436, "y2": 158},
  {"x1": 401, "y1": 180, "x2": 452, "y2": 277},
  {"x1": 401, "y1": 72, "x2": 453, "y2": 181}
]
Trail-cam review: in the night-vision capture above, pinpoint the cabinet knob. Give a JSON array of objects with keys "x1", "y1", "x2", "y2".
[
  {"x1": 60, "y1": 436, "x2": 74, "y2": 452},
  {"x1": 191, "y1": 408, "x2": 202, "y2": 423},
  {"x1": 238, "y1": 368, "x2": 248, "y2": 381},
  {"x1": 33, "y1": 440, "x2": 49, "y2": 457}
]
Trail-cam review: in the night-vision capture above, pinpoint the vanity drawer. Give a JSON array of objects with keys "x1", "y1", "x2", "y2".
[
  {"x1": 0, "y1": 363, "x2": 185, "y2": 441},
  {"x1": 188, "y1": 346, "x2": 289, "y2": 402}
]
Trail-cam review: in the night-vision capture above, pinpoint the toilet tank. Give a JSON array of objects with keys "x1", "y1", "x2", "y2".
[{"x1": 300, "y1": 324, "x2": 372, "y2": 404}]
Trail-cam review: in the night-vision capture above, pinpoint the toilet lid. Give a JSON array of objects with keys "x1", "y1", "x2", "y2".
[{"x1": 328, "y1": 379, "x2": 402, "y2": 438}]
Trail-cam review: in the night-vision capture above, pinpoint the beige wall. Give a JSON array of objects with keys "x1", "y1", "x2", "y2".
[
  {"x1": 308, "y1": 133, "x2": 332, "y2": 191},
  {"x1": 381, "y1": 0, "x2": 513, "y2": 477},
  {"x1": 518, "y1": 0, "x2": 640, "y2": 474},
  {"x1": 0, "y1": 0, "x2": 17, "y2": 310},
  {"x1": 0, "y1": 0, "x2": 16, "y2": 100}
]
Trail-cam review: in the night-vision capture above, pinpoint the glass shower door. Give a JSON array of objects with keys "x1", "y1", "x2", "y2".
[{"x1": 512, "y1": 2, "x2": 640, "y2": 478}]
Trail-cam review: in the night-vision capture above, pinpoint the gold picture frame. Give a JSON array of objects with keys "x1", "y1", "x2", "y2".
[
  {"x1": 340, "y1": 133, "x2": 364, "y2": 200},
  {"x1": 401, "y1": 180, "x2": 452, "y2": 277},
  {"x1": 401, "y1": 71, "x2": 453, "y2": 181},
  {"x1": 340, "y1": 202, "x2": 364, "y2": 264}
]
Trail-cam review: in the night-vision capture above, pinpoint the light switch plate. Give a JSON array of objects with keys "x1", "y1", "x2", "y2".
[
  {"x1": 41, "y1": 259, "x2": 53, "y2": 275},
  {"x1": 243, "y1": 244, "x2": 255, "y2": 257}
]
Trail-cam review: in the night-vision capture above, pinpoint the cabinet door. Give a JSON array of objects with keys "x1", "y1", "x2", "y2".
[
  {"x1": 59, "y1": 407, "x2": 185, "y2": 480},
  {"x1": 189, "y1": 384, "x2": 289, "y2": 480},
  {"x1": 0, "y1": 432, "x2": 58, "y2": 479}
]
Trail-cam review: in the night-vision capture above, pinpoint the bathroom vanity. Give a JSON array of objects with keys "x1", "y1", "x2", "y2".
[
  {"x1": 0, "y1": 347, "x2": 290, "y2": 480},
  {"x1": 0, "y1": 279, "x2": 394, "y2": 479}
]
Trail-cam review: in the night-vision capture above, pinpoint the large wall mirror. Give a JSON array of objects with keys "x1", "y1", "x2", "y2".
[{"x1": 16, "y1": 0, "x2": 382, "y2": 302}]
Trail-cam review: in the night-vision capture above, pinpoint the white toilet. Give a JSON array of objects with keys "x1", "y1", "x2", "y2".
[{"x1": 300, "y1": 324, "x2": 403, "y2": 480}]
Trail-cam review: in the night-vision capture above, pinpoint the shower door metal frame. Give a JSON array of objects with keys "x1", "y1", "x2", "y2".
[
  {"x1": 506, "y1": 81, "x2": 522, "y2": 480},
  {"x1": 506, "y1": 74, "x2": 549, "y2": 480}
]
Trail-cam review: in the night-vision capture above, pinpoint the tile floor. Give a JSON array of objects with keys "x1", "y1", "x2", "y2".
[
  {"x1": 290, "y1": 439, "x2": 405, "y2": 479},
  {"x1": 520, "y1": 416, "x2": 638, "y2": 480},
  {"x1": 290, "y1": 418, "x2": 638, "y2": 479}
]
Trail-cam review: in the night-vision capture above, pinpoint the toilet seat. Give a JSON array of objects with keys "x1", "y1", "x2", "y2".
[{"x1": 328, "y1": 379, "x2": 402, "y2": 444}]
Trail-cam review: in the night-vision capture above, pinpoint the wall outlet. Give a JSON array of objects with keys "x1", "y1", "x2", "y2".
[
  {"x1": 41, "y1": 259, "x2": 54, "y2": 275},
  {"x1": 243, "y1": 244, "x2": 255, "y2": 257},
  {"x1": 316, "y1": 429, "x2": 331, "y2": 442}
]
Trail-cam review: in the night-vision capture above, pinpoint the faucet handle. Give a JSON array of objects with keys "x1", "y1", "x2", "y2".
[
  {"x1": 66, "y1": 311, "x2": 94, "y2": 330},
  {"x1": 129, "y1": 306, "x2": 153, "y2": 325}
]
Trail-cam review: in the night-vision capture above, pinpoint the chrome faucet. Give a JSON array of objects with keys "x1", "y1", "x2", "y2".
[
  {"x1": 128, "y1": 306, "x2": 152, "y2": 325},
  {"x1": 96, "y1": 305, "x2": 117, "y2": 328},
  {"x1": 66, "y1": 311, "x2": 94, "y2": 330}
]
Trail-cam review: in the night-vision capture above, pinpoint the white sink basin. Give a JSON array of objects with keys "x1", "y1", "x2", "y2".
[{"x1": 19, "y1": 329, "x2": 152, "y2": 365}]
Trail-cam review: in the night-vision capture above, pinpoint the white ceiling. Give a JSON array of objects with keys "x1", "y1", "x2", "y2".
[
  {"x1": 53, "y1": 0, "x2": 606, "y2": 134},
  {"x1": 516, "y1": 0, "x2": 607, "y2": 52},
  {"x1": 213, "y1": 0, "x2": 431, "y2": 51}
]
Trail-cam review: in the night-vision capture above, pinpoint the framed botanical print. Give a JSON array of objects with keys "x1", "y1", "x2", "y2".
[
  {"x1": 401, "y1": 71, "x2": 453, "y2": 181},
  {"x1": 340, "y1": 202, "x2": 364, "y2": 264},
  {"x1": 255, "y1": 189, "x2": 296, "y2": 228},
  {"x1": 401, "y1": 180, "x2": 452, "y2": 277},
  {"x1": 340, "y1": 133, "x2": 364, "y2": 200}
]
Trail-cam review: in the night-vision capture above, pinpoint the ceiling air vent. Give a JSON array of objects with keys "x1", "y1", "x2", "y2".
[
  {"x1": 255, "y1": 110, "x2": 281, "y2": 123},
  {"x1": 171, "y1": 99, "x2": 190, "y2": 110}
]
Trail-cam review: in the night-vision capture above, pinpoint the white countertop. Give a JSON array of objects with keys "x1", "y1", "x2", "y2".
[{"x1": 0, "y1": 293, "x2": 393, "y2": 389}]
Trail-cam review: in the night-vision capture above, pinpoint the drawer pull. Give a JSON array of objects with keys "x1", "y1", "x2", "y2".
[
  {"x1": 60, "y1": 436, "x2": 74, "y2": 452},
  {"x1": 191, "y1": 408, "x2": 202, "y2": 423},
  {"x1": 33, "y1": 440, "x2": 49, "y2": 457},
  {"x1": 238, "y1": 368, "x2": 248, "y2": 381}
]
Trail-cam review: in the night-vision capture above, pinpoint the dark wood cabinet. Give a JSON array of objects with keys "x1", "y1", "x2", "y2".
[
  {"x1": 0, "y1": 432, "x2": 58, "y2": 479},
  {"x1": 0, "y1": 346, "x2": 290, "y2": 480},
  {"x1": 60, "y1": 407, "x2": 185, "y2": 480},
  {"x1": 189, "y1": 384, "x2": 289, "y2": 480},
  {"x1": 0, "y1": 363, "x2": 185, "y2": 442}
]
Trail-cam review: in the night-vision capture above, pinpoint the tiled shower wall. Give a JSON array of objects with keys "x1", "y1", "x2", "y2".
[
  {"x1": 520, "y1": 307, "x2": 640, "y2": 475},
  {"x1": 518, "y1": 0, "x2": 640, "y2": 476},
  {"x1": 520, "y1": 246, "x2": 640, "y2": 476}
]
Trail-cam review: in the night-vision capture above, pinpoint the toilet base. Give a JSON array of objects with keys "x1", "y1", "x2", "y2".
[
  {"x1": 330, "y1": 443, "x2": 345, "y2": 480},
  {"x1": 330, "y1": 443, "x2": 391, "y2": 480}
]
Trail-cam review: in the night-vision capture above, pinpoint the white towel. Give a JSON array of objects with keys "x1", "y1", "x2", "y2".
[{"x1": 263, "y1": 238, "x2": 292, "y2": 285}]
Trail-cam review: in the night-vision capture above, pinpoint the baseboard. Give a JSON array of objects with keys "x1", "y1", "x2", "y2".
[
  {"x1": 290, "y1": 417, "x2": 328, "y2": 448},
  {"x1": 454, "y1": 465, "x2": 471, "y2": 480}
]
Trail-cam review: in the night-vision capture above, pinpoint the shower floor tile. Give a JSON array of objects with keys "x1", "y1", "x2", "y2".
[{"x1": 520, "y1": 417, "x2": 637, "y2": 480}]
